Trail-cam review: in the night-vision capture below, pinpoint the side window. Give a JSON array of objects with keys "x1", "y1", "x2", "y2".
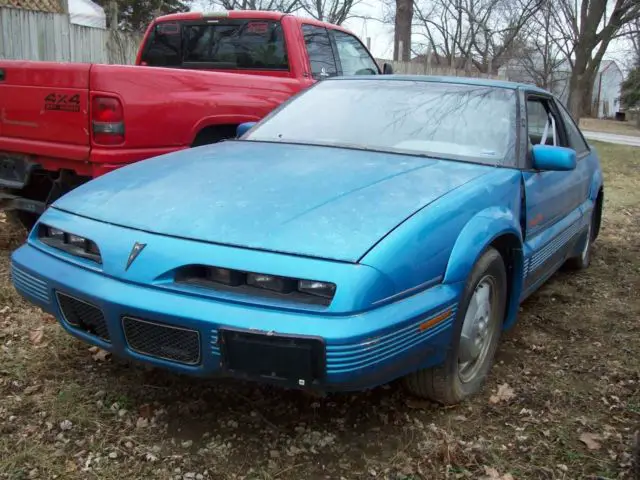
[
  {"x1": 302, "y1": 25, "x2": 338, "y2": 80},
  {"x1": 526, "y1": 97, "x2": 567, "y2": 148},
  {"x1": 556, "y1": 100, "x2": 590, "y2": 155},
  {"x1": 331, "y1": 30, "x2": 378, "y2": 76}
]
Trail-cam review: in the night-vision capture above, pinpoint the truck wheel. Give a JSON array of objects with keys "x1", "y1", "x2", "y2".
[
  {"x1": 4, "y1": 210, "x2": 38, "y2": 232},
  {"x1": 404, "y1": 247, "x2": 507, "y2": 404}
]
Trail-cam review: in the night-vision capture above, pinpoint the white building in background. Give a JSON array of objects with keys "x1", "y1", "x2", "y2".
[{"x1": 592, "y1": 60, "x2": 624, "y2": 119}]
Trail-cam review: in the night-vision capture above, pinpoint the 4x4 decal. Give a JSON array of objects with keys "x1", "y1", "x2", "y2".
[{"x1": 44, "y1": 93, "x2": 80, "y2": 112}]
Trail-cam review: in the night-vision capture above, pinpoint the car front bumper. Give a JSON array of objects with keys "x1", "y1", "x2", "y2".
[{"x1": 11, "y1": 244, "x2": 462, "y2": 392}]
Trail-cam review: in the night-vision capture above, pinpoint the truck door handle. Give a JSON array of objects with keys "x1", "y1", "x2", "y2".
[{"x1": 0, "y1": 69, "x2": 5, "y2": 81}]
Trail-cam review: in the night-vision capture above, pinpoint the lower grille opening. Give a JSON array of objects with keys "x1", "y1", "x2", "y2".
[
  {"x1": 56, "y1": 292, "x2": 110, "y2": 342},
  {"x1": 122, "y1": 317, "x2": 201, "y2": 365}
]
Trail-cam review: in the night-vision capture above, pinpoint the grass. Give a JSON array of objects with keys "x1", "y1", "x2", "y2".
[
  {"x1": 580, "y1": 118, "x2": 640, "y2": 137},
  {"x1": 0, "y1": 141, "x2": 639, "y2": 479}
]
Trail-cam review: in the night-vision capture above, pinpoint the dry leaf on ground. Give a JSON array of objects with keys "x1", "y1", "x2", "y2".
[
  {"x1": 579, "y1": 432, "x2": 602, "y2": 450},
  {"x1": 489, "y1": 383, "x2": 515, "y2": 404},
  {"x1": 482, "y1": 466, "x2": 515, "y2": 480},
  {"x1": 29, "y1": 327, "x2": 44, "y2": 345},
  {"x1": 89, "y1": 347, "x2": 111, "y2": 362}
]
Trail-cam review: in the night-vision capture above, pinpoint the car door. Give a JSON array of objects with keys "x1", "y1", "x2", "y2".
[
  {"x1": 522, "y1": 92, "x2": 592, "y2": 292},
  {"x1": 301, "y1": 24, "x2": 339, "y2": 81}
]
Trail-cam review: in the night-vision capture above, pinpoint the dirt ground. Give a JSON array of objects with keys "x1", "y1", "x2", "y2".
[
  {"x1": 0, "y1": 141, "x2": 638, "y2": 480},
  {"x1": 580, "y1": 118, "x2": 640, "y2": 137}
]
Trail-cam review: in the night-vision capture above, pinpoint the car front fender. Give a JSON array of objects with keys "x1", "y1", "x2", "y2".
[
  {"x1": 443, "y1": 206, "x2": 522, "y2": 285},
  {"x1": 443, "y1": 206, "x2": 524, "y2": 329}
]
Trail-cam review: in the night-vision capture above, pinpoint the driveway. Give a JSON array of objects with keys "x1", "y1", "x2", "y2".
[{"x1": 582, "y1": 130, "x2": 640, "y2": 147}]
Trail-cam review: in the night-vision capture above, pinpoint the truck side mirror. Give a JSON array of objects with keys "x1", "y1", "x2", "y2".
[{"x1": 382, "y1": 63, "x2": 394, "y2": 75}]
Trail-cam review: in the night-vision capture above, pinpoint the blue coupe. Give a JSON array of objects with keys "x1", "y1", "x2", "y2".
[{"x1": 11, "y1": 76, "x2": 603, "y2": 404}]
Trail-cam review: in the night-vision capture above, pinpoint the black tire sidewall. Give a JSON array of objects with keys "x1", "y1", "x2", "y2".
[{"x1": 445, "y1": 247, "x2": 507, "y2": 399}]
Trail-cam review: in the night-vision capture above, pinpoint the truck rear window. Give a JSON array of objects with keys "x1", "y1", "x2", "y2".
[{"x1": 141, "y1": 20, "x2": 289, "y2": 70}]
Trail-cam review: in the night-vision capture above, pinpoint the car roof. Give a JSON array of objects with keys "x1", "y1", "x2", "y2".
[{"x1": 331, "y1": 74, "x2": 550, "y2": 94}]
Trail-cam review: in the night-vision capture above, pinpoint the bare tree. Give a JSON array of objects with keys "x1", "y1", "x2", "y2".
[
  {"x1": 550, "y1": 0, "x2": 640, "y2": 119},
  {"x1": 412, "y1": 0, "x2": 542, "y2": 73},
  {"x1": 299, "y1": 0, "x2": 361, "y2": 25},
  {"x1": 508, "y1": 0, "x2": 569, "y2": 95},
  {"x1": 625, "y1": 17, "x2": 640, "y2": 64},
  {"x1": 210, "y1": 0, "x2": 300, "y2": 12},
  {"x1": 394, "y1": 0, "x2": 413, "y2": 61}
]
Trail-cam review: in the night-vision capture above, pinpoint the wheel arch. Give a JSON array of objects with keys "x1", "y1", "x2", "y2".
[
  {"x1": 443, "y1": 207, "x2": 524, "y2": 331},
  {"x1": 190, "y1": 115, "x2": 263, "y2": 146}
]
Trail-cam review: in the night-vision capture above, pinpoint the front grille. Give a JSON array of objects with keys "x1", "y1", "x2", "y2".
[
  {"x1": 12, "y1": 264, "x2": 50, "y2": 304},
  {"x1": 122, "y1": 317, "x2": 201, "y2": 365},
  {"x1": 56, "y1": 292, "x2": 110, "y2": 342}
]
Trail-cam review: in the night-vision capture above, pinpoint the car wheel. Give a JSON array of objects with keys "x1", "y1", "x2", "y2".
[
  {"x1": 404, "y1": 247, "x2": 507, "y2": 405},
  {"x1": 565, "y1": 207, "x2": 596, "y2": 270}
]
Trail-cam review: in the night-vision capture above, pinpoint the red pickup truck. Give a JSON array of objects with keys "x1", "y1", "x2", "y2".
[{"x1": 0, "y1": 10, "x2": 390, "y2": 229}]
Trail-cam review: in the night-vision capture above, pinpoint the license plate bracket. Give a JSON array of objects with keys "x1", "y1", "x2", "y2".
[{"x1": 219, "y1": 329, "x2": 325, "y2": 385}]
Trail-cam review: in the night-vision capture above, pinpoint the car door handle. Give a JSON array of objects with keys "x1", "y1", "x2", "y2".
[{"x1": 0, "y1": 69, "x2": 5, "y2": 82}]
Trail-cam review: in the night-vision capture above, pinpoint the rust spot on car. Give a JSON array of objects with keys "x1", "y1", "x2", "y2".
[{"x1": 529, "y1": 213, "x2": 544, "y2": 227}]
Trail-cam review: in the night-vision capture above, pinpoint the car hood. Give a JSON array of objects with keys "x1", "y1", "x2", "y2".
[{"x1": 53, "y1": 141, "x2": 492, "y2": 262}]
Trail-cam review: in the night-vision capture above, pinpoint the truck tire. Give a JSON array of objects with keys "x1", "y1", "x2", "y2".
[{"x1": 4, "y1": 210, "x2": 38, "y2": 232}]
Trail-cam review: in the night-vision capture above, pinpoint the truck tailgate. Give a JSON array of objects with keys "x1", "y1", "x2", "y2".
[{"x1": 0, "y1": 61, "x2": 91, "y2": 156}]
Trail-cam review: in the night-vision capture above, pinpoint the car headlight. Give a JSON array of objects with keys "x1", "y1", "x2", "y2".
[
  {"x1": 208, "y1": 267, "x2": 244, "y2": 286},
  {"x1": 298, "y1": 280, "x2": 336, "y2": 299},
  {"x1": 37, "y1": 224, "x2": 102, "y2": 264},
  {"x1": 247, "y1": 273, "x2": 296, "y2": 293},
  {"x1": 47, "y1": 226, "x2": 66, "y2": 242},
  {"x1": 176, "y1": 265, "x2": 337, "y2": 305}
]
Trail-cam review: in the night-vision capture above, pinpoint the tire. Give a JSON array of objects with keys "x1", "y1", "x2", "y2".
[
  {"x1": 565, "y1": 202, "x2": 598, "y2": 270},
  {"x1": 4, "y1": 209, "x2": 38, "y2": 232},
  {"x1": 404, "y1": 247, "x2": 507, "y2": 405}
]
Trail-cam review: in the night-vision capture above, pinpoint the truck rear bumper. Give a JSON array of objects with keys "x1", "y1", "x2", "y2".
[{"x1": 0, "y1": 144, "x2": 186, "y2": 182}]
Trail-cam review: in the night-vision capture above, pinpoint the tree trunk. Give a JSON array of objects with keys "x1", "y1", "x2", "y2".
[
  {"x1": 567, "y1": 47, "x2": 598, "y2": 120},
  {"x1": 394, "y1": 0, "x2": 413, "y2": 62}
]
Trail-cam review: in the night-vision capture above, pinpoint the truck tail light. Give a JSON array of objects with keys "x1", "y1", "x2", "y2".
[{"x1": 92, "y1": 96, "x2": 124, "y2": 145}]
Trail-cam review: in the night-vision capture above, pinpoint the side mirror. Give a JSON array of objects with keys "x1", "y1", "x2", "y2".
[
  {"x1": 382, "y1": 63, "x2": 393, "y2": 75},
  {"x1": 531, "y1": 145, "x2": 577, "y2": 171},
  {"x1": 236, "y1": 122, "x2": 257, "y2": 138}
]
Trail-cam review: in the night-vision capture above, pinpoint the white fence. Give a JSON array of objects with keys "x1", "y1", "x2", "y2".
[
  {"x1": 376, "y1": 58, "x2": 505, "y2": 80},
  {"x1": 0, "y1": 6, "x2": 140, "y2": 64}
]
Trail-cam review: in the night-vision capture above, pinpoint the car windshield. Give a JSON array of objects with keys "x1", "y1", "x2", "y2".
[{"x1": 245, "y1": 80, "x2": 518, "y2": 166}]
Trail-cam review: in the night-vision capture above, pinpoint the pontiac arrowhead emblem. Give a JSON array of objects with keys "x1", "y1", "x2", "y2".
[{"x1": 125, "y1": 242, "x2": 146, "y2": 271}]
